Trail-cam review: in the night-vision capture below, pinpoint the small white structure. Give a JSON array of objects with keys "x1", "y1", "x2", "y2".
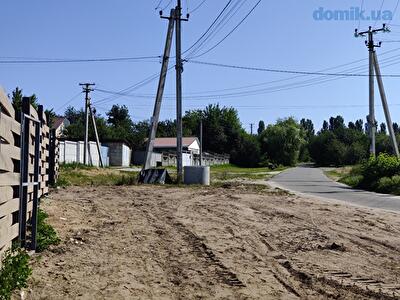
[
  {"x1": 153, "y1": 137, "x2": 200, "y2": 167},
  {"x1": 59, "y1": 140, "x2": 108, "y2": 167},
  {"x1": 153, "y1": 137, "x2": 200, "y2": 155},
  {"x1": 103, "y1": 142, "x2": 132, "y2": 167}
]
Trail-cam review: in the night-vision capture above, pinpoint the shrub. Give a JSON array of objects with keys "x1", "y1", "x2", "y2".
[
  {"x1": 340, "y1": 174, "x2": 363, "y2": 187},
  {"x1": 359, "y1": 153, "x2": 400, "y2": 190},
  {"x1": 376, "y1": 175, "x2": 400, "y2": 195},
  {"x1": 376, "y1": 177, "x2": 393, "y2": 194},
  {"x1": 0, "y1": 248, "x2": 32, "y2": 300},
  {"x1": 37, "y1": 209, "x2": 60, "y2": 252}
]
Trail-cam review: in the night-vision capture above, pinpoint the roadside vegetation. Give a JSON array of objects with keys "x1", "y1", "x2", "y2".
[
  {"x1": 0, "y1": 248, "x2": 31, "y2": 300},
  {"x1": 57, "y1": 163, "x2": 138, "y2": 187},
  {"x1": 210, "y1": 164, "x2": 285, "y2": 181},
  {"x1": 0, "y1": 206, "x2": 61, "y2": 299},
  {"x1": 37, "y1": 209, "x2": 61, "y2": 252},
  {"x1": 338, "y1": 154, "x2": 400, "y2": 195}
]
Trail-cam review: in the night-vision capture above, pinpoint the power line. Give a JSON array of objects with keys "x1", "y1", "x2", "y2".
[
  {"x1": 182, "y1": 0, "x2": 233, "y2": 55},
  {"x1": 155, "y1": 0, "x2": 165, "y2": 10},
  {"x1": 374, "y1": 0, "x2": 386, "y2": 27},
  {"x1": 0, "y1": 55, "x2": 161, "y2": 64},
  {"x1": 389, "y1": 0, "x2": 400, "y2": 25},
  {"x1": 93, "y1": 65, "x2": 176, "y2": 105},
  {"x1": 54, "y1": 92, "x2": 83, "y2": 113},
  {"x1": 185, "y1": 0, "x2": 248, "y2": 58},
  {"x1": 188, "y1": 0, "x2": 262, "y2": 59},
  {"x1": 187, "y1": 59, "x2": 400, "y2": 77},
  {"x1": 357, "y1": 0, "x2": 364, "y2": 29},
  {"x1": 94, "y1": 51, "x2": 400, "y2": 102},
  {"x1": 189, "y1": 0, "x2": 207, "y2": 13}
]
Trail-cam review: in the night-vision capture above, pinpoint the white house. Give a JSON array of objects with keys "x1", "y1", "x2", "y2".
[{"x1": 153, "y1": 137, "x2": 200, "y2": 167}]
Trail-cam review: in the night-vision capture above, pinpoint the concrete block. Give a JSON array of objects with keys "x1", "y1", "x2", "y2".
[{"x1": 184, "y1": 166, "x2": 210, "y2": 185}]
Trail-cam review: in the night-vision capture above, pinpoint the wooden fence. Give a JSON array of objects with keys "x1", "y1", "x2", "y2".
[{"x1": 0, "y1": 88, "x2": 58, "y2": 261}]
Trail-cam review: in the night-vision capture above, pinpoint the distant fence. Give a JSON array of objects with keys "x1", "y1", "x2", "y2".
[
  {"x1": 0, "y1": 89, "x2": 58, "y2": 262},
  {"x1": 160, "y1": 151, "x2": 229, "y2": 167}
]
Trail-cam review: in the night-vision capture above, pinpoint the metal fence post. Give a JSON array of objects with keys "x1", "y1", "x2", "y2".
[
  {"x1": 48, "y1": 129, "x2": 56, "y2": 186},
  {"x1": 19, "y1": 97, "x2": 30, "y2": 247},
  {"x1": 30, "y1": 105, "x2": 42, "y2": 250}
]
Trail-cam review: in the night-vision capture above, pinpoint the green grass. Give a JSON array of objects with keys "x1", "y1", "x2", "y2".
[
  {"x1": 36, "y1": 209, "x2": 61, "y2": 252},
  {"x1": 211, "y1": 164, "x2": 285, "y2": 173},
  {"x1": 57, "y1": 164, "x2": 139, "y2": 187},
  {"x1": 210, "y1": 164, "x2": 285, "y2": 181},
  {"x1": 0, "y1": 248, "x2": 32, "y2": 300},
  {"x1": 324, "y1": 166, "x2": 353, "y2": 182}
]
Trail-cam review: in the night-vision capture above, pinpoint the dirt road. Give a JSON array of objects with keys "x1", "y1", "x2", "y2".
[{"x1": 26, "y1": 184, "x2": 400, "y2": 299}]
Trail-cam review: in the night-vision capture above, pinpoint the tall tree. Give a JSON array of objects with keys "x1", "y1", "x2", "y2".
[
  {"x1": 260, "y1": 118, "x2": 304, "y2": 166},
  {"x1": 300, "y1": 118, "x2": 315, "y2": 140},
  {"x1": 393, "y1": 122, "x2": 400, "y2": 134},
  {"x1": 380, "y1": 122, "x2": 387, "y2": 134},
  {"x1": 257, "y1": 120, "x2": 265, "y2": 135},
  {"x1": 355, "y1": 119, "x2": 364, "y2": 132},
  {"x1": 328, "y1": 115, "x2": 345, "y2": 132},
  {"x1": 11, "y1": 87, "x2": 39, "y2": 120}
]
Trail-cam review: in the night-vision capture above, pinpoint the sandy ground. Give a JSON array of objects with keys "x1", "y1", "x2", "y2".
[{"x1": 24, "y1": 183, "x2": 400, "y2": 299}]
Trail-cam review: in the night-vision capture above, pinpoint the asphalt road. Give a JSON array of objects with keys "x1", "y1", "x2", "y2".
[{"x1": 270, "y1": 165, "x2": 400, "y2": 212}]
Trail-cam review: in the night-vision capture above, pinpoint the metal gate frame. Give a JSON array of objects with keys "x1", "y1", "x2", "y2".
[{"x1": 18, "y1": 100, "x2": 42, "y2": 251}]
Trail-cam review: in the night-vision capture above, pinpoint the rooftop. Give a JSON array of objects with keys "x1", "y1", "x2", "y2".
[{"x1": 153, "y1": 137, "x2": 199, "y2": 148}]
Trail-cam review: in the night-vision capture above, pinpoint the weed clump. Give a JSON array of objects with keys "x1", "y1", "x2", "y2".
[{"x1": 0, "y1": 248, "x2": 32, "y2": 300}]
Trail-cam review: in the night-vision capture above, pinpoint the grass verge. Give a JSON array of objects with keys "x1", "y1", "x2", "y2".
[
  {"x1": 57, "y1": 163, "x2": 138, "y2": 187},
  {"x1": 210, "y1": 164, "x2": 285, "y2": 182}
]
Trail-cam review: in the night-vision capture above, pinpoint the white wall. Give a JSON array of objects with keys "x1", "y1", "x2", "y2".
[
  {"x1": 121, "y1": 144, "x2": 131, "y2": 167},
  {"x1": 59, "y1": 141, "x2": 109, "y2": 167},
  {"x1": 188, "y1": 140, "x2": 200, "y2": 154}
]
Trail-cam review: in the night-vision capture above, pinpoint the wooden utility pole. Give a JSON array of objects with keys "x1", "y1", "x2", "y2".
[
  {"x1": 355, "y1": 25, "x2": 388, "y2": 157},
  {"x1": 79, "y1": 83, "x2": 95, "y2": 165},
  {"x1": 143, "y1": 8, "x2": 175, "y2": 170},
  {"x1": 250, "y1": 123, "x2": 254, "y2": 135}
]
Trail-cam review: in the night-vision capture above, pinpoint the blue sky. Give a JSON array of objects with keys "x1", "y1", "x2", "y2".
[{"x1": 2, "y1": 0, "x2": 400, "y2": 132}]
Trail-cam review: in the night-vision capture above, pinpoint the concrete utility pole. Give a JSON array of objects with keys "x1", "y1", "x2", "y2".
[
  {"x1": 372, "y1": 52, "x2": 400, "y2": 157},
  {"x1": 79, "y1": 83, "x2": 95, "y2": 165},
  {"x1": 175, "y1": 0, "x2": 186, "y2": 183},
  {"x1": 88, "y1": 103, "x2": 104, "y2": 167},
  {"x1": 143, "y1": 8, "x2": 176, "y2": 170},
  {"x1": 199, "y1": 119, "x2": 203, "y2": 166},
  {"x1": 355, "y1": 24, "x2": 399, "y2": 157},
  {"x1": 355, "y1": 25, "x2": 388, "y2": 157}
]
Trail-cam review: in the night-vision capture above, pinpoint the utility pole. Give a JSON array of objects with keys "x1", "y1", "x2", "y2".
[
  {"x1": 355, "y1": 25, "x2": 388, "y2": 157},
  {"x1": 250, "y1": 123, "x2": 254, "y2": 135},
  {"x1": 355, "y1": 24, "x2": 399, "y2": 157},
  {"x1": 372, "y1": 51, "x2": 400, "y2": 157},
  {"x1": 143, "y1": 8, "x2": 175, "y2": 170},
  {"x1": 88, "y1": 103, "x2": 104, "y2": 167},
  {"x1": 199, "y1": 119, "x2": 203, "y2": 166},
  {"x1": 175, "y1": 0, "x2": 188, "y2": 183},
  {"x1": 79, "y1": 83, "x2": 95, "y2": 165}
]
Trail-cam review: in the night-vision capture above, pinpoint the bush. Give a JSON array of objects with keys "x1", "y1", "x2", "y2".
[
  {"x1": 376, "y1": 175, "x2": 400, "y2": 195},
  {"x1": 359, "y1": 153, "x2": 400, "y2": 190},
  {"x1": 0, "y1": 248, "x2": 32, "y2": 300},
  {"x1": 340, "y1": 174, "x2": 363, "y2": 187},
  {"x1": 37, "y1": 209, "x2": 61, "y2": 252}
]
